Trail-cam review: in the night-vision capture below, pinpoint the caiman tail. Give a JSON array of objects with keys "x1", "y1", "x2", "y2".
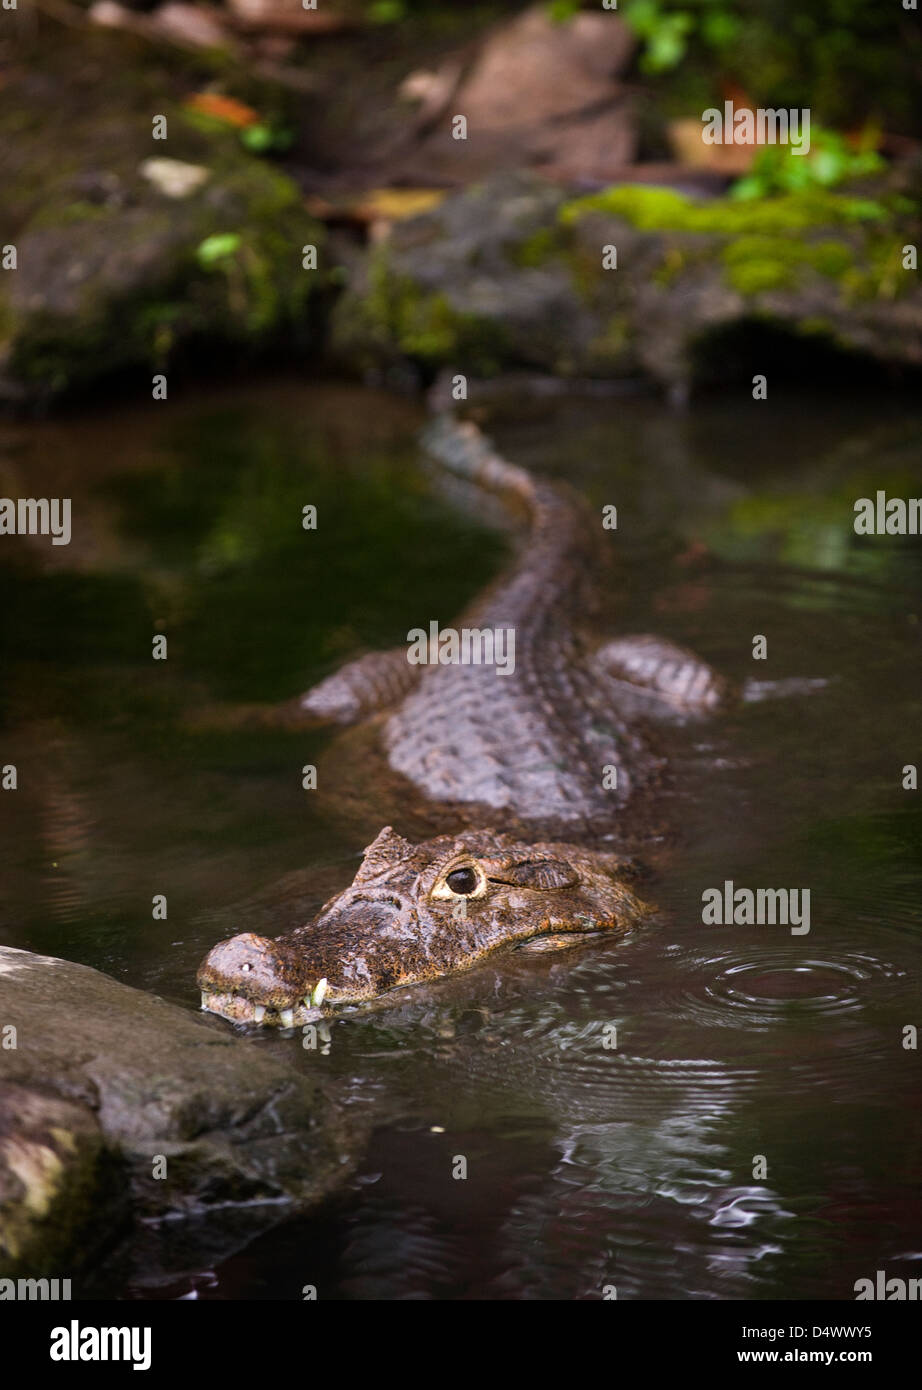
[
  {"x1": 296, "y1": 412, "x2": 604, "y2": 738},
  {"x1": 421, "y1": 415, "x2": 539, "y2": 509},
  {"x1": 419, "y1": 413, "x2": 604, "y2": 634},
  {"x1": 383, "y1": 415, "x2": 653, "y2": 833}
]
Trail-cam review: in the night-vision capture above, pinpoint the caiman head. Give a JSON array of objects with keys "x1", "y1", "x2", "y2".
[{"x1": 197, "y1": 826, "x2": 649, "y2": 1027}]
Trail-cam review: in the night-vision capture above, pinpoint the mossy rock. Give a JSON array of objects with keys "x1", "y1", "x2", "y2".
[
  {"x1": 0, "y1": 945, "x2": 365, "y2": 1283},
  {"x1": 560, "y1": 184, "x2": 919, "y2": 304},
  {"x1": 331, "y1": 248, "x2": 512, "y2": 378},
  {"x1": 332, "y1": 174, "x2": 922, "y2": 392},
  {"x1": 0, "y1": 29, "x2": 327, "y2": 403},
  {"x1": 559, "y1": 184, "x2": 893, "y2": 235},
  {"x1": 0, "y1": 1085, "x2": 122, "y2": 1279},
  {"x1": 331, "y1": 175, "x2": 610, "y2": 381}
]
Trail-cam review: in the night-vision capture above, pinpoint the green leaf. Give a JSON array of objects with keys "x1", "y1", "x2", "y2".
[
  {"x1": 844, "y1": 199, "x2": 886, "y2": 220},
  {"x1": 639, "y1": 11, "x2": 693, "y2": 73},
  {"x1": 624, "y1": 0, "x2": 662, "y2": 41},
  {"x1": 812, "y1": 148, "x2": 846, "y2": 186},
  {"x1": 547, "y1": 0, "x2": 582, "y2": 21},
  {"x1": 729, "y1": 175, "x2": 766, "y2": 201},
  {"x1": 368, "y1": 0, "x2": 406, "y2": 22},
  {"x1": 196, "y1": 233, "x2": 242, "y2": 269},
  {"x1": 241, "y1": 125, "x2": 274, "y2": 154},
  {"x1": 701, "y1": 11, "x2": 740, "y2": 48}
]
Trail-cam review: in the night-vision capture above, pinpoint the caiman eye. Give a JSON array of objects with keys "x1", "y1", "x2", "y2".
[
  {"x1": 445, "y1": 866, "x2": 480, "y2": 896},
  {"x1": 431, "y1": 862, "x2": 487, "y2": 902}
]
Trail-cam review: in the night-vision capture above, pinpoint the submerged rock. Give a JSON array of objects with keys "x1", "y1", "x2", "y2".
[{"x1": 0, "y1": 946, "x2": 360, "y2": 1283}]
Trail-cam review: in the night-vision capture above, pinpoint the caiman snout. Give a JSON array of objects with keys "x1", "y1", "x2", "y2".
[
  {"x1": 197, "y1": 931, "x2": 329, "y2": 1028},
  {"x1": 196, "y1": 825, "x2": 650, "y2": 1029}
]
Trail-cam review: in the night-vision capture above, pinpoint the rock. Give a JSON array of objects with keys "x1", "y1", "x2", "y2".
[
  {"x1": 0, "y1": 27, "x2": 325, "y2": 404},
  {"x1": 331, "y1": 175, "x2": 577, "y2": 377},
  {"x1": 330, "y1": 174, "x2": 620, "y2": 380},
  {"x1": 90, "y1": 0, "x2": 234, "y2": 51},
  {"x1": 150, "y1": 3, "x2": 229, "y2": 49},
  {"x1": 87, "y1": 1, "x2": 136, "y2": 29},
  {"x1": 412, "y1": 4, "x2": 638, "y2": 184},
  {"x1": 0, "y1": 946, "x2": 361, "y2": 1281},
  {"x1": 226, "y1": 0, "x2": 356, "y2": 34},
  {"x1": 399, "y1": 64, "x2": 463, "y2": 127},
  {"x1": 0, "y1": 1084, "x2": 119, "y2": 1277},
  {"x1": 455, "y1": 4, "x2": 635, "y2": 130},
  {"x1": 139, "y1": 156, "x2": 211, "y2": 199},
  {"x1": 331, "y1": 175, "x2": 922, "y2": 394}
]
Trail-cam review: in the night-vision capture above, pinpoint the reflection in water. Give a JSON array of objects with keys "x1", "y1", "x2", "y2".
[
  {"x1": 31, "y1": 732, "x2": 98, "y2": 927},
  {"x1": 1, "y1": 380, "x2": 920, "y2": 1299}
]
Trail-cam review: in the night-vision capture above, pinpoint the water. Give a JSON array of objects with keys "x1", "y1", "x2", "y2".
[{"x1": 1, "y1": 378, "x2": 920, "y2": 1300}]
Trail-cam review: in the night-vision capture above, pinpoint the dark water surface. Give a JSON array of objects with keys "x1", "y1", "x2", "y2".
[{"x1": 1, "y1": 379, "x2": 920, "y2": 1300}]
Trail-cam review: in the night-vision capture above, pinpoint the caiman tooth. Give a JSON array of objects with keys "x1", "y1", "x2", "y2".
[
  {"x1": 253, "y1": 1005, "x2": 266, "y2": 1024},
  {"x1": 311, "y1": 978, "x2": 328, "y2": 1007},
  {"x1": 280, "y1": 1009, "x2": 294, "y2": 1028},
  {"x1": 201, "y1": 992, "x2": 208, "y2": 1009}
]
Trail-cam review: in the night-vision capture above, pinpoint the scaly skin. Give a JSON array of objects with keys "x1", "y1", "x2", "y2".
[
  {"x1": 197, "y1": 826, "x2": 649, "y2": 1026},
  {"x1": 304, "y1": 418, "x2": 661, "y2": 831},
  {"x1": 198, "y1": 416, "x2": 726, "y2": 1023}
]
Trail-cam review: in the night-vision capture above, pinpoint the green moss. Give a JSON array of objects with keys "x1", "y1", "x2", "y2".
[
  {"x1": 798, "y1": 315, "x2": 836, "y2": 336},
  {"x1": 724, "y1": 258, "x2": 797, "y2": 295},
  {"x1": 191, "y1": 222, "x2": 314, "y2": 340},
  {"x1": 0, "y1": 22, "x2": 336, "y2": 399},
  {"x1": 397, "y1": 292, "x2": 460, "y2": 361},
  {"x1": 651, "y1": 244, "x2": 690, "y2": 286},
  {"x1": 586, "y1": 313, "x2": 633, "y2": 369},
  {"x1": 0, "y1": 294, "x2": 17, "y2": 348},
  {"x1": 132, "y1": 301, "x2": 185, "y2": 366},
  {"x1": 562, "y1": 245, "x2": 610, "y2": 305},
  {"x1": 349, "y1": 253, "x2": 508, "y2": 374},
  {"x1": 28, "y1": 202, "x2": 111, "y2": 232},
  {"x1": 509, "y1": 227, "x2": 562, "y2": 268},
  {"x1": 560, "y1": 184, "x2": 889, "y2": 235},
  {"x1": 720, "y1": 234, "x2": 857, "y2": 294},
  {"x1": 811, "y1": 240, "x2": 855, "y2": 277},
  {"x1": 208, "y1": 150, "x2": 302, "y2": 224},
  {"x1": 860, "y1": 240, "x2": 918, "y2": 301},
  {"x1": 5, "y1": 193, "x2": 321, "y2": 393},
  {"x1": 2, "y1": 110, "x2": 323, "y2": 394},
  {"x1": 559, "y1": 183, "x2": 919, "y2": 302}
]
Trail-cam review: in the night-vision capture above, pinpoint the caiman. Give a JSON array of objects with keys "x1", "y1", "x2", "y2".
[{"x1": 198, "y1": 415, "x2": 729, "y2": 1026}]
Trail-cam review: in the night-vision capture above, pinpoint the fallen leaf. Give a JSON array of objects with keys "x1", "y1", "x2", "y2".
[{"x1": 185, "y1": 92, "x2": 260, "y2": 129}]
